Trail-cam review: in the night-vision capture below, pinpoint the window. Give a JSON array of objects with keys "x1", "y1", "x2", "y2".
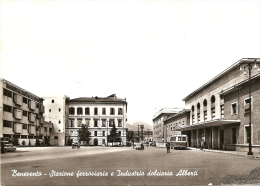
[
  {"x1": 103, "y1": 131, "x2": 105, "y2": 136},
  {"x1": 232, "y1": 128, "x2": 237, "y2": 144},
  {"x1": 69, "y1": 107, "x2": 75, "y2": 115},
  {"x1": 110, "y1": 108, "x2": 115, "y2": 115},
  {"x1": 77, "y1": 107, "x2": 83, "y2": 115},
  {"x1": 197, "y1": 113, "x2": 200, "y2": 122},
  {"x1": 192, "y1": 115, "x2": 195, "y2": 124},
  {"x1": 59, "y1": 108, "x2": 61, "y2": 112},
  {"x1": 3, "y1": 88, "x2": 12, "y2": 98},
  {"x1": 36, "y1": 104, "x2": 39, "y2": 108},
  {"x1": 204, "y1": 111, "x2": 207, "y2": 120},
  {"x1": 118, "y1": 120, "x2": 122, "y2": 127},
  {"x1": 244, "y1": 97, "x2": 252, "y2": 113},
  {"x1": 59, "y1": 120, "x2": 61, "y2": 124},
  {"x1": 22, "y1": 124, "x2": 27, "y2": 129},
  {"x1": 44, "y1": 127, "x2": 47, "y2": 132},
  {"x1": 231, "y1": 103, "x2": 237, "y2": 115},
  {"x1": 52, "y1": 99, "x2": 54, "y2": 103},
  {"x1": 94, "y1": 131, "x2": 97, "y2": 136},
  {"x1": 94, "y1": 108, "x2": 98, "y2": 115},
  {"x1": 77, "y1": 118, "x2": 82, "y2": 127},
  {"x1": 102, "y1": 108, "x2": 106, "y2": 115},
  {"x1": 118, "y1": 108, "x2": 123, "y2": 115},
  {"x1": 118, "y1": 131, "x2": 121, "y2": 136},
  {"x1": 94, "y1": 120, "x2": 98, "y2": 127},
  {"x1": 3, "y1": 104, "x2": 12, "y2": 112},
  {"x1": 221, "y1": 105, "x2": 224, "y2": 118},
  {"x1": 102, "y1": 120, "x2": 106, "y2": 127},
  {"x1": 85, "y1": 107, "x2": 90, "y2": 115},
  {"x1": 3, "y1": 120, "x2": 12, "y2": 127},
  {"x1": 211, "y1": 108, "x2": 215, "y2": 119},
  {"x1": 245, "y1": 126, "x2": 251, "y2": 143},
  {"x1": 23, "y1": 97, "x2": 28, "y2": 104},
  {"x1": 54, "y1": 136, "x2": 58, "y2": 139},
  {"x1": 85, "y1": 119, "x2": 90, "y2": 126},
  {"x1": 49, "y1": 128, "x2": 52, "y2": 132},
  {"x1": 109, "y1": 120, "x2": 114, "y2": 127},
  {"x1": 49, "y1": 109, "x2": 51, "y2": 113},
  {"x1": 69, "y1": 119, "x2": 74, "y2": 127}
]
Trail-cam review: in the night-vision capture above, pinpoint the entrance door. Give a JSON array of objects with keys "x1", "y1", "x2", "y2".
[
  {"x1": 220, "y1": 130, "x2": 224, "y2": 150},
  {"x1": 94, "y1": 138, "x2": 98, "y2": 146}
]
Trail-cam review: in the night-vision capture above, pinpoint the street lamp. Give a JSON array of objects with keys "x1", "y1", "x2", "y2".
[
  {"x1": 137, "y1": 125, "x2": 140, "y2": 142},
  {"x1": 239, "y1": 58, "x2": 260, "y2": 155}
]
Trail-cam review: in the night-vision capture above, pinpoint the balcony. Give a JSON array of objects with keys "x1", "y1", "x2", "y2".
[
  {"x1": 29, "y1": 100, "x2": 36, "y2": 110},
  {"x1": 14, "y1": 94, "x2": 23, "y2": 106},
  {"x1": 28, "y1": 113, "x2": 36, "y2": 122},
  {"x1": 29, "y1": 125, "x2": 36, "y2": 135},
  {"x1": 39, "y1": 105, "x2": 45, "y2": 113},
  {"x1": 39, "y1": 117, "x2": 44, "y2": 124},
  {"x1": 14, "y1": 123, "x2": 23, "y2": 133},
  {"x1": 13, "y1": 109, "x2": 23, "y2": 120}
]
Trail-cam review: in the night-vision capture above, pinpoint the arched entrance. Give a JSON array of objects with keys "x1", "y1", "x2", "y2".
[
  {"x1": 102, "y1": 139, "x2": 105, "y2": 145},
  {"x1": 94, "y1": 138, "x2": 98, "y2": 146}
]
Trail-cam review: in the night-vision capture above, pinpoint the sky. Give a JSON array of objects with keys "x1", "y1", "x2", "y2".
[{"x1": 1, "y1": 0, "x2": 260, "y2": 125}]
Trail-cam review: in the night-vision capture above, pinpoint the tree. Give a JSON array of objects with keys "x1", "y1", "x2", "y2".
[
  {"x1": 35, "y1": 138, "x2": 41, "y2": 146},
  {"x1": 77, "y1": 124, "x2": 91, "y2": 145},
  {"x1": 44, "y1": 134, "x2": 50, "y2": 146},
  {"x1": 108, "y1": 123, "x2": 121, "y2": 147}
]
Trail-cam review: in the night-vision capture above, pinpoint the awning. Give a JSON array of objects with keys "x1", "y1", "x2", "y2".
[{"x1": 174, "y1": 119, "x2": 240, "y2": 131}]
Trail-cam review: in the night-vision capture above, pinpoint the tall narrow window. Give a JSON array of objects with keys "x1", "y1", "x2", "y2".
[
  {"x1": 52, "y1": 99, "x2": 54, "y2": 103},
  {"x1": 118, "y1": 120, "x2": 122, "y2": 127},
  {"x1": 221, "y1": 105, "x2": 224, "y2": 118},
  {"x1": 69, "y1": 107, "x2": 75, "y2": 115},
  {"x1": 77, "y1": 107, "x2": 83, "y2": 115},
  {"x1": 244, "y1": 97, "x2": 252, "y2": 113},
  {"x1": 94, "y1": 131, "x2": 97, "y2": 136},
  {"x1": 85, "y1": 107, "x2": 90, "y2": 115},
  {"x1": 231, "y1": 103, "x2": 237, "y2": 115},
  {"x1": 94, "y1": 120, "x2": 98, "y2": 127},
  {"x1": 110, "y1": 108, "x2": 115, "y2": 115},
  {"x1": 94, "y1": 108, "x2": 98, "y2": 115},
  {"x1": 118, "y1": 108, "x2": 123, "y2": 115},
  {"x1": 245, "y1": 126, "x2": 250, "y2": 144},
  {"x1": 102, "y1": 108, "x2": 106, "y2": 115}
]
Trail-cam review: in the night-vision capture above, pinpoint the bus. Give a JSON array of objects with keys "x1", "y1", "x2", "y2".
[{"x1": 169, "y1": 134, "x2": 187, "y2": 150}]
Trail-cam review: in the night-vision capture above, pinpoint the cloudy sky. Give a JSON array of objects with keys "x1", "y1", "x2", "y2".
[{"x1": 1, "y1": 0, "x2": 259, "y2": 125}]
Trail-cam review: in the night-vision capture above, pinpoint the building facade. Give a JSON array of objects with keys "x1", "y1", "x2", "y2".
[
  {"x1": 164, "y1": 109, "x2": 190, "y2": 144},
  {"x1": 175, "y1": 58, "x2": 260, "y2": 152},
  {"x1": 43, "y1": 95, "x2": 69, "y2": 146},
  {"x1": 0, "y1": 79, "x2": 52, "y2": 146},
  {"x1": 66, "y1": 94, "x2": 128, "y2": 146},
  {"x1": 152, "y1": 108, "x2": 183, "y2": 144}
]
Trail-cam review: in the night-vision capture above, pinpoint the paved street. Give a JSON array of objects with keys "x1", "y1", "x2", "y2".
[{"x1": 1, "y1": 146, "x2": 260, "y2": 185}]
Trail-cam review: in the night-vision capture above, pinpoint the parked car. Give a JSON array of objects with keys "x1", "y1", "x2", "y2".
[
  {"x1": 4, "y1": 144, "x2": 16, "y2": 152},
  {"x1": 72, "y1": 142, "x2": 80, "y2": 149},
  {"x1": 135, "y1": 143, "x2": 144, "y2": 150}
]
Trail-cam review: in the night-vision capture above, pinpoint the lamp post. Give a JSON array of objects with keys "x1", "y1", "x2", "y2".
[{"x1": 239, "y1": 58, "x2": 260, "y2": 155}]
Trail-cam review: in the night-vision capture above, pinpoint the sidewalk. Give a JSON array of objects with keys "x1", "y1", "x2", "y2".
[{"x1": 189, "y1": 147, "x2": 260, "y2": 159}]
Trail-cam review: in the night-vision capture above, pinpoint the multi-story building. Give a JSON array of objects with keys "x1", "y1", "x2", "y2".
[
  {"x1": 0, "y1": 79, "x2": 52, "y2": 145},
  {"x1": 164, "y1": 109, "x2": 190, "y2": 144},
  {"x1": 174, "y1": 58, "x2": 260, "y2": 153},
  {"x1": 152, "y1": 108, "x2": 183, "y2": 144},
  {"x1": 43, "y1": 95, "x2": 69, "y2": 146},
  {"x1": 66, "y1": 94, "x2": 127, "y2": 146}
]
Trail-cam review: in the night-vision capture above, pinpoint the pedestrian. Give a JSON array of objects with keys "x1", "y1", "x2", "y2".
[
  {"x1": 166, "y1": 142, "x2": 170, "y2": 153},
  {"x1": 130, "y1": 141, "x2": 133, "y2": 149},
  {"x1": 200, "y1": 139, "x2": 204, "y2": 150}
]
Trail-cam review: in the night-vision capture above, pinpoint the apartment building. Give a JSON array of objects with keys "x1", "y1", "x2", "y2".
[
  {"x1": 152, "y1": 108, "x2": 183, "y2": 144},
  {"x1": 0, "y1": 79, "x2": 52, "y2": 145},
  {"x1": 66, "y1": 94, "x2": 127, "y2": 146},
  {"x1": 174, "y1": 58, "x2": 260, "y2": 153}
]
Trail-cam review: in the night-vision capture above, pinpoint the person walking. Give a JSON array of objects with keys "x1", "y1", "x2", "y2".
[
  {"x1": 200, "y1": 139, "x2": 204, "y2": 150},
  {"x1": 166, "y1": 142, "x2": 170, "y2": 153}
]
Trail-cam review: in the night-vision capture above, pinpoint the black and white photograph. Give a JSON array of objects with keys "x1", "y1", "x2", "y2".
[{"x1": 0, "y1": 0, "x2": 260, "y2": 185}]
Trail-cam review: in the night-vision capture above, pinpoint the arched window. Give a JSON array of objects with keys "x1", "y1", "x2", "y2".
[
  {"x1": 211, "y1": 95, "x2": 216, "y2": 119},
  {"x1": 197, "y1": 103, "x2": 201, "y2": 122},
  {"x1": 69, "y1": 107, "x2": 75, "y2": 115},
  {"x1": 191, "y1": 105, "x2": 195, "y2": 124},
  {"x1": 77, "y1": 107, "x2": 83, "y2": 115},
  {"x1": 203, "y1": 99, "x2": 208, "y2": 120}
]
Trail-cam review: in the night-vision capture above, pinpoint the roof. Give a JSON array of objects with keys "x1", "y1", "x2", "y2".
[
  {"x1": 164, "y1": 109, "x2": 191, "y2": 122},
  {"x1": 182, "y1": 58, "x2": 260, "y2": 101},
  {"x1": 69, "y1": 94, "x2": 127, "y2": 103},
  {"x1": 153, "y1": 108, "x2": 184, "y2": 120}
]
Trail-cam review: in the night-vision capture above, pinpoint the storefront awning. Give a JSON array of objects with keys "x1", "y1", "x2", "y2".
[{"x1": 174, "y1": 119, "x2": 240, "y2": 131}]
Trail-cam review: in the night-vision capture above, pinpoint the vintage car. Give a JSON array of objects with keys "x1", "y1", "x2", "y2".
[
  {"x1": 72, "y1": 142, "x2": 80, "y2": 149},
  {"x1": 135, "y1": 143, "x2": 144, "y2": 150},
  {"x1": 4, "y1": 144, "x2": 16, "y2": 152}
]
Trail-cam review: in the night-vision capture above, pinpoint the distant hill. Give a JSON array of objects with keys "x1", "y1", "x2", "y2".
[{"x1": 126, "y1": 121, "x2": 153, "y2": 131}]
